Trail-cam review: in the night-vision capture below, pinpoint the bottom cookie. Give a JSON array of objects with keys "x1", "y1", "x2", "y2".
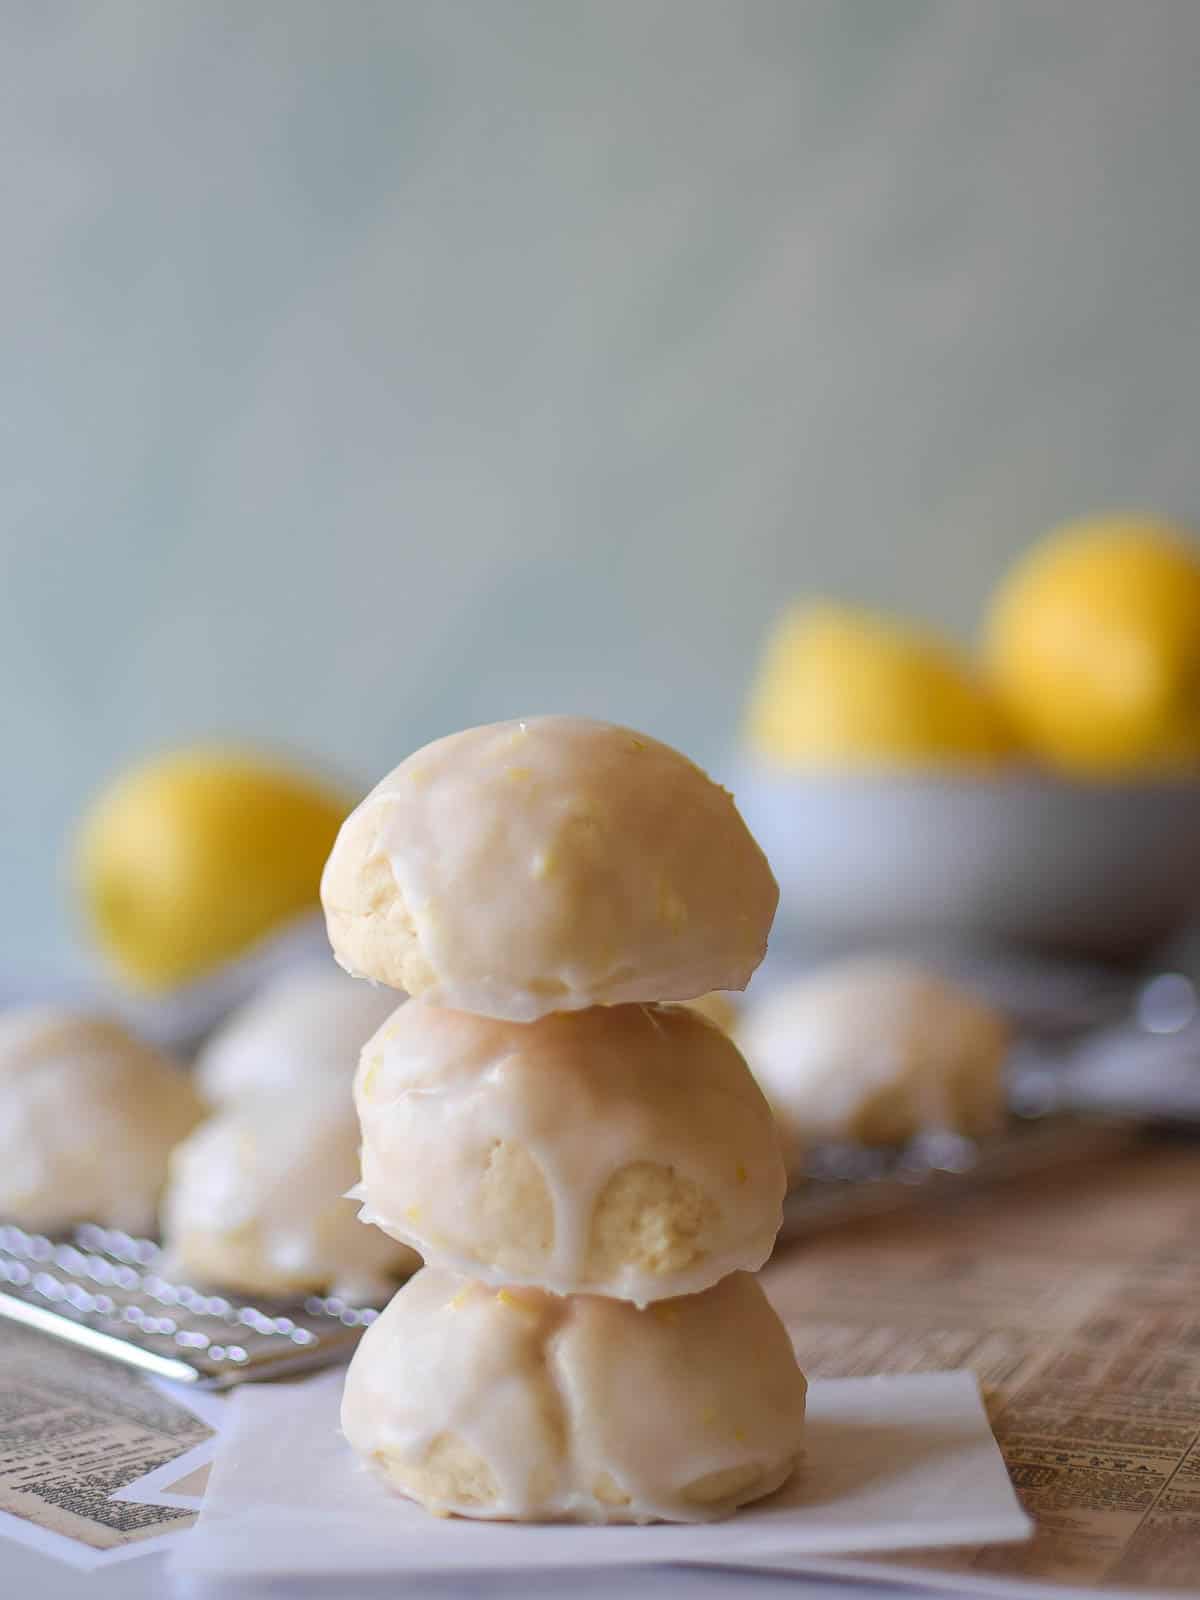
[{"x1": 341, "y1": 1266, "x2": 807, "y2": 1523}]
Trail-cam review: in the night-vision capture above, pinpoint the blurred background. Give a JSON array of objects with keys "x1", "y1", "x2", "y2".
[{"x1": 6, "y1": 0, "x2": 1200, "y2": 983}]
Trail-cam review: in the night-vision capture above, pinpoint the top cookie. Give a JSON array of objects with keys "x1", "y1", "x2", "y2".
[{"x1": 321, "y1": 717, "x2": 778, "y2": 1020}]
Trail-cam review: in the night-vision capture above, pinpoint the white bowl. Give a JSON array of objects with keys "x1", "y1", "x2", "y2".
[{"x1": 733, "y1": 761, "x2": 1200, "y2": 965}]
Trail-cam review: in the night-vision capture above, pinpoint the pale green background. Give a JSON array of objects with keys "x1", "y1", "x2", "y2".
[{"x1": 5, "y1": 0, "x2": 1200, "y2": 978}]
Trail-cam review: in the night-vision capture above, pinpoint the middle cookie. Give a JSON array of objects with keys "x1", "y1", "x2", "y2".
[{"x1": 354, "y1": 1001, "x2": 785, "y2": 1304}]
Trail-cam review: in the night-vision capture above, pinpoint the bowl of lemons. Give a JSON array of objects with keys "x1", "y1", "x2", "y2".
[{"x1": 735, "y1": 515, "x2": 1200, "y2": 965}]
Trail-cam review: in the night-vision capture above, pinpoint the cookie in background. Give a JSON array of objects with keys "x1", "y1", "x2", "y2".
[
  {"x1": 736, "y1": 957, "x2": 1009, "y2": 1179},
  {"x1": 162, "y1": 1081, "x2": 418, "y2": 1300},
  {"x1": 196, "y1": 964, "x2": 398, "y2": 1106},
  {"x1": 161, "y1": 963, "x2": 417, "y2": 1298},
  {"x1": 0, "y1": 1008, "x2": 202, "y2": 1234}
]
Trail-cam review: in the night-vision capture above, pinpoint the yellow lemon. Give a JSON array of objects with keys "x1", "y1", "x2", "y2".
[
  {"x1": 745, "y1": 602, "x2": 1014, "y2": 769},
  {"x1": 75, "y1": 747, "x2": 351, "y2": 991},
  {"x1": 985, "y1": 515, "x2": 1200, "y2": 775}
]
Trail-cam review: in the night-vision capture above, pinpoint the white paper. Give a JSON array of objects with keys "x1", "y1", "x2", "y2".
[
  {"x1": 742, "y1": 1553, "x2": 1175, "y2": 1600},
  {"x1": 171, "y1": 1368, "x2": 1031, "y2": 1579},
  {"x1": 108, "y1": 1439, "x2": 219, "y2": 1513}
]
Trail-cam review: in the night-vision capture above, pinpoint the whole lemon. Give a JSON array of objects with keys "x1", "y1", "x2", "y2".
[
  {"x1": 745, "y1": 602, "x2": 1014, "y2": 769},
  {"x1": 75, "y1": 747, "x2": 351, "y2": 991},
  {"x1": 985, "y1": 515, "x2": 1200, "y2": 775}
]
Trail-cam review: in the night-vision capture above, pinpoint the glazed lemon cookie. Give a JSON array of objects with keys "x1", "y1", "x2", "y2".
[
  {"x1": 321, "y1": 717, "x2": 778, "y2": 1021},
  {"x1": 353, "y1": 1001, "x2": 784, "y2": 1303},
  {"x1": 0, "y1": 1008, "x2": 202, "y2": 1233},
  {"x1": 342, "y1": 1267, "x2": 806, "y2": 1523},
  {"x1": 738, "y1": 957, "x2": 1008, "y2": 1168},
  {"x1": 162, "y1": 1083, "x2": 417, "y2": 1298}
]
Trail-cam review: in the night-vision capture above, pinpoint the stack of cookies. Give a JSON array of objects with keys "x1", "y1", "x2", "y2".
[{"x1": 322, "y1": 717, "x2": 807, "y2": 1523}]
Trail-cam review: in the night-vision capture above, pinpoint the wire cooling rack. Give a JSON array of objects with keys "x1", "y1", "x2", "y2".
[
  {"x1": 0, "y1": 1222, "x2": 379, "y2": 1388},
  {"x1": 779, "y1": 1111, "x2": 1139, "y2": 1242}
]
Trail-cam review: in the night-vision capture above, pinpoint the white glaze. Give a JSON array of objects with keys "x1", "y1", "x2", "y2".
[
  {"x1": 352, "y1": 1001, "x2": 785, "y2": 1304},
  {"x1": 322, "y1": 717, "x2": 778, "y2": 1020},
  {"x1": 341, "y1": 1267, "x2": 807, "y2": 1523}
]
